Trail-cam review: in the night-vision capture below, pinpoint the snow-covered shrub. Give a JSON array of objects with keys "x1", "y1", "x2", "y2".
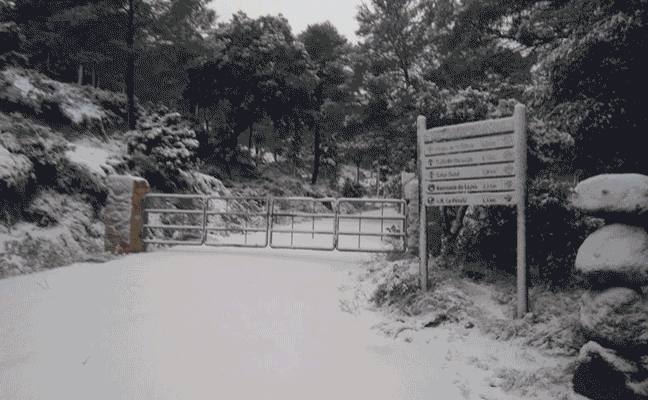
[
  {"x1": 125, "y1": 107, "x2": 199, "y2": 191},
  {"x1": 0, "y1": 113, "x2": 108, "y2": 224},
  {"x1": 0, "y1": 192, "x2": 104, "y2": 278},
  {"x1": 371, "y1": 262, "x2": 420, "y2": 308},
  {"x1": 54, "y1": 159, "x2": 108, "y2": 210},
  {"x1": 341, "y1": 178, "x2": 366, "y2": 198},
  {"x1": 0, "y1": 67, "x2": 128, "y2": 132},
  {"x1": 0, "y1": 145, "x2": 33, "y2": 191},
  {"x1": 0, "y1": 112, "x2": 68, "y2": 183},
  {"x1": 179, "y1": 170, "x2": 229, "y2": 196},
  {"x1": 0, "y1": 144, "x2": 34, "y2": 225}
]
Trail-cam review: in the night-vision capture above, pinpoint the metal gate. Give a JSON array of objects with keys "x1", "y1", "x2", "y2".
[{"x1": 142, "y1": 194, "x2": 407, "y2": 253}]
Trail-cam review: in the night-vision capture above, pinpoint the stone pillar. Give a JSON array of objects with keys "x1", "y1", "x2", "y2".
[
  {"x1": 570, "y1": 174, "x2": 648, "y2": 400},
  {"x1": 103, "y1": 175, "x2": 150, "y2": 254}
]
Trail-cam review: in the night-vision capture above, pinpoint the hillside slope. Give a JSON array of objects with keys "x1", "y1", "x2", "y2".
[{"x1": 0, "y1": 68, "x2": 230, "y2": 278}]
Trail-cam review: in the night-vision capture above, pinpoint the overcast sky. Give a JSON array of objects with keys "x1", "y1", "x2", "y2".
[{"x1": 208, "y1": 0, "x2": 365, "y2": 42}]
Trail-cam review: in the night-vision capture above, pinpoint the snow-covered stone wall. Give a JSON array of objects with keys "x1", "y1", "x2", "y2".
[{"x1": 103, "y1": 175, "x2": 150, "y2": 254}]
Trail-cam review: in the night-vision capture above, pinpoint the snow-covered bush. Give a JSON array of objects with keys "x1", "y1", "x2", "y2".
[
  {"x1": 0, "y1": 144, "x2": 34, "y2": 225},
  {"x1": 0, "y1": 112, "x2": 108, "y2": 225},
  {"x1": 0, "y1": 145, "x2": 32, "y2": 190},
  {"x1": 0, "y1": 67, "x2": 129, "y2": 132},
  {"x1": 341, "y1": 178, "x2": 366, "y2": 198},
  {"x1": 125, "y1": 107, "x2": 199, "y2": 191},
  {"x1": 0, "y1": 112, "x2": 68, "y2": 182},
  {"x1": 0, "y1": 192, "x2": 104, "y2": 278},
  {"x1": 54, "y1": 159, "x2": 108, "y2": 209}
]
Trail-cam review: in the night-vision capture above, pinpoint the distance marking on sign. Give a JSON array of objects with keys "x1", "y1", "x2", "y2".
[
  {"x1": 424, "y1": 177, "x2": 515, "y2": 194},
  {"x1": 424, "y1": 192, "x2": 516, "y2": 206},
  {"x1": 424, "y1": 133, "x2": 514, "y2": 156},
  {"x1": 426, "y1": 148, "x2": 515, "y2": 169},
  {"x1": 428, "y1": 162, "x2": 516, "y2": 181}
]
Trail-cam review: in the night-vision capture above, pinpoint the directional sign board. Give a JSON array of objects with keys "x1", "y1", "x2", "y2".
[
  {"x1": 416, "y1": 104, "x2": 528, "y2": 318},
  {"x1": 420, "y1": 117, "x2": 519, "y2": 207}
]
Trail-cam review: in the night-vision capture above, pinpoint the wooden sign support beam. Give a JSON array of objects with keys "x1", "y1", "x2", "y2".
[
  {"x1": 514, "y1": 104, "x2": 528, "y2": 318},
  {"x1": 417, "y1": 115, "x2": 429, "y2": 290},
  {"x1": 416, "y1": 104, "x2": 528, "y2": 317}
]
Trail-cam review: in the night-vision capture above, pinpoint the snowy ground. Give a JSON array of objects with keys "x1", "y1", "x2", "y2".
[{"x1": 0, "y1": 216, "x2": 580, "y2": 400}]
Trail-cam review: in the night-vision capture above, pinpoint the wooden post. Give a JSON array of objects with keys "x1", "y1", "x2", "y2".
[
  {"x1": 514, "y1": 104, "x2": 528, "y2": 317},
  {"x1": 417, "y1": 116, "x2": 429, "y2": 290}
]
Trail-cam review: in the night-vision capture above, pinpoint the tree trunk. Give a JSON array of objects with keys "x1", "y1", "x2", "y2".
[
  {"x1": 77, "y1": 64, "x2": 84, "y2": 85},
  {"x1": 248, "y1": 123, "x2": 254, "y2": 155},
  {"x1": 311, "y1": 126, "x2": 321, "y2": 184},
  {"x1": 91, "y1": 65, "x2": 97, "y2": 88},
  {"x1": 126, "y1": 0, "x2": 137, "y2": 130},
  {"x1": 355, "y1": 163, "x2": 360, "y2": 183}
]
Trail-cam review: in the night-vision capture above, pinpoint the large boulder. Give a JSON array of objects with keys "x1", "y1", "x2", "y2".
[
  {"x1": 580, "y1": 288, "x2": 648, "y2": 351},
  {"x1": 571, "y1": 174, "x2": 648, "y2": 219},
  {"x1": 573, "y1": 341, "x2": 648, "y2": 400},
  {"x1": 576, "y1": 224, "x2": 648, "y2": 287}
]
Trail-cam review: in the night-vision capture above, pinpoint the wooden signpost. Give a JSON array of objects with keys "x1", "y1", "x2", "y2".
[{"x1": 417, "y1": 104, "x2": 528, "y2": 318}]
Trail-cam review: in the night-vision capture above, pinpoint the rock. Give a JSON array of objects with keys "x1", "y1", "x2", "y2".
[
  {"x1": 571, "y1": 174, "x2": 648, "y2": 219},
  {"x1": 573, "y1": 341, "x2": 648, "y2": 400},
  {"x1": 423, "y1": 312, "x2": 448, "y2": 328},
  {"x1": 580, "y1": 288, "x2": 648, "y2": 350},
  {"x1": 576, "y1": 224, "x2": 648, "y2": 287}
]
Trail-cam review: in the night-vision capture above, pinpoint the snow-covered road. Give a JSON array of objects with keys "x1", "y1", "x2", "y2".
[{"x1": 1, "y1": 245, "x2": 460, "y2": 400}]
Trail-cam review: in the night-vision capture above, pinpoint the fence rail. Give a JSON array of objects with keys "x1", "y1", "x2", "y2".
[{"x1": 142, "y1": 194, "x2": 407, "y2": 253}]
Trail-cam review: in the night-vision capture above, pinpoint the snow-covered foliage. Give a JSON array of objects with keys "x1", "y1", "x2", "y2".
[
  {"x1": 125, "y1": 107, "x2": 199, "y2": 189},
  {"x1": 65, "y1": 138, "x2": 122, "y2": 177},
  {"x1": 0, "y1": 144, "x2": 32, "y2": 190},
  {"x1": 0, "y1": 67, "x2": 129, "y2": 131},
  {"x1": 179, "y1": 171, "x2": 229, "y2": 196},
  {"x1": 0, "y1": 112, "x2": 68, "y2": 172},
  {"x1": 0, "y1": 192, "x2": 104, "y2": 278},
  {"x1": 0, "y1": 107, "x2": 119, "y2": 276}
]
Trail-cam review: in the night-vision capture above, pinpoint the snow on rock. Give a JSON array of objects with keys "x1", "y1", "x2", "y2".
[
  {"x1": 579, "y1": 288, "x2": 648, "y2": 351},
  {"x1": 0, "y1": 144, "x2": 32, "y2": 188},
  {"x1": 576, "y1": 224, "x2": 648, "y2": 285},
  {"x1": 573, "y1": 341, "x2": 648, "y2": 400},
  {"x1": 65, "y1": 139, "x2": 121, "y2": 176},
  {"x1": 0, "y1": 192, "x2": 104, "y2": 278},
  {"x1": 575, "y1": 224, "x2": 648, "y2": 287},
  {"x1": 572, "y1": 174, "x2": 648, "y2": 219}
]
